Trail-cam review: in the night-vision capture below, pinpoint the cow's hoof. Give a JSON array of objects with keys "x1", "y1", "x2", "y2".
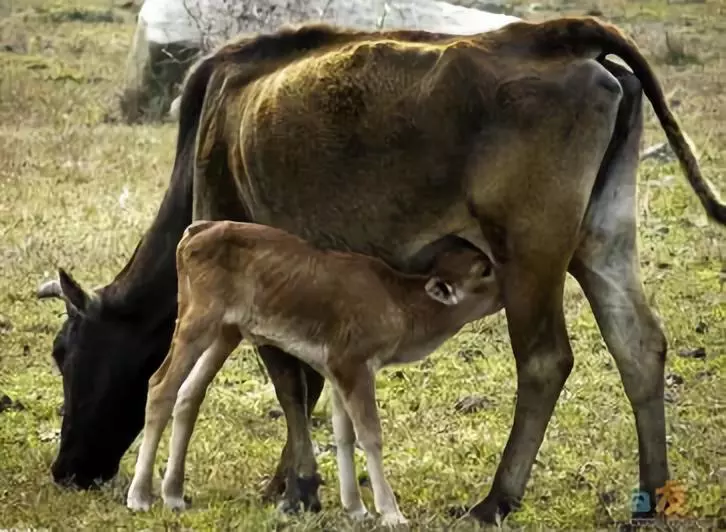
[
  {"x1": 274, "y1": 474, "x2": 323, "y2": 514},
  {"x1": 261, "y1": 473, "x2": 286, "y2": 503},
  {"x1": 276, "y1": 498, "x2": 302, "y2": 515},
  {"x1": 467, "y1": 493, "x2": 518, "y2": 525},
  {"x1": 298, "y1": 474, "x2": 323, "y2": 513}
]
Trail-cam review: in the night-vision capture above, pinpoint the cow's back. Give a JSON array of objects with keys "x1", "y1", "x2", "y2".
[{"x1": 233, "y1": 38, "x2": 499, "y2": 268}]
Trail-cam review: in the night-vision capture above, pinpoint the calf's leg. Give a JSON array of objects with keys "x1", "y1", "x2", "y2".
[
  {"x1": 258, "y1": 346, "x2": 324, "y2": 513},
  {"x1": 333, "y1": 366, "x2": 406, "y2": 526},
  {"x1": 331, "y1": 388, "x2": 369, "y2": 520},
  {"x1": 127, "y1": 313, "x2": 216, "y2": 511},
  {"x1": 161, "y1": 325, "x2": 243, "y2": 510}
]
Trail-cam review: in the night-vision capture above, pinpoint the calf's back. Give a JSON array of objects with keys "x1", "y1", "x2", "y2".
[{"x1": 177, "y1": 222, "x2": 413, "y2": 362}]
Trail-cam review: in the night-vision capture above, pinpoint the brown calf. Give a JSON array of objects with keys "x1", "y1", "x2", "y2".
[{"x1": 127, "y1": 220, "x2": 502, "y2": 524}]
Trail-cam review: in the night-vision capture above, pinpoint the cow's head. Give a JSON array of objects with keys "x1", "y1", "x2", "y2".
[{"x1": 38, "y1": 269, "x2": 162, "y2": 489}]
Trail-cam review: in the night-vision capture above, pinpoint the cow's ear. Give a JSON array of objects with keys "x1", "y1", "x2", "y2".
[
  {"x1": 58, "y1": 268, "x2": 91, "y2": 314},
  {"x1": 425, "y1": 277, "x2": 458, "y2": 305}
]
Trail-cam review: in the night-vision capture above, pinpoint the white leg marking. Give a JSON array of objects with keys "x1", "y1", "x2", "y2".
[
  {"x1": 127, "y1": 416, "x2": 164, "y2": 511},
  {"x1": 336, "y1": 371, "x2": 408, "y2": 526},
  {"x1": 363, "y1": 442, "x2": 408, "y2": 527},
  {"x1": 332, "y1": 389, "x2": 369, "y2": 520}
]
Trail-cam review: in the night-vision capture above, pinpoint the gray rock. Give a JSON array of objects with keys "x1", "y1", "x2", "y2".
[{"x1": 121, "y1": 0, "x2": 520, "y2": 123}]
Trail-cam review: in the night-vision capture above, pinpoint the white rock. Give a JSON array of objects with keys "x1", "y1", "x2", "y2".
[{"x1": 121, "y1": 0, "x2": 520, "y2": 122}]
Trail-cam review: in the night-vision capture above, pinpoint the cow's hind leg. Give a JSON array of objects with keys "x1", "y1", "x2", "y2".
[
  {"x1": 161, "y1": 325, "x2": 243, "y2": 510},
  {"x1": 258, "y1": 346, "x2": 325, "y2": 513},
  {"x1": 469, "y1": 261, "x2": 574, "y2": 524},
  {"x1": 571, "y1": 234, "x2": 668, "y2": 520},
  {"x1": 570, "y1": 64, "x2": 669, "y2": 519},
  {"x1": 466, "y1": 58, "x2": 626, "y2": 523}
]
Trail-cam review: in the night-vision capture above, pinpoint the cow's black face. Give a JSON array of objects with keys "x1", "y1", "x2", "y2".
[
  {"x1": 50, "y1": 306, "x2": 152, "y2": 489},
  {"x1": 39, "y1": 270, "x2": 171, "y2": 490}
]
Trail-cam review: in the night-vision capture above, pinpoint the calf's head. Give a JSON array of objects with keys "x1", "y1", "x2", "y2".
[
  {"x1": 423, "y1": 244, "x2": 503, "y2": 321},
  {"x1": 38, "y1": 269, "x2": 169, "y2": 489}
]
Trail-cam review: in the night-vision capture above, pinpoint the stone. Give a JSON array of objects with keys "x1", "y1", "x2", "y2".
[{"x1": 121, "y1": 0, "x2": 520, "y2": 123}]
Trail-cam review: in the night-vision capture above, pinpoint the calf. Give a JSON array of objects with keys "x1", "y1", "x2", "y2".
[{"x1": 127, "y1": 220, "x2": 502, "y2": 524}]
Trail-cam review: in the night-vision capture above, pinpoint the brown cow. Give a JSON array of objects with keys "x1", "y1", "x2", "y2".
[
  {"x1": 126, "y1": 221, "x2": 502, "y2": 524},
  {"x1": 40, "y1": 16, "x2": 725, "y2": 524}
]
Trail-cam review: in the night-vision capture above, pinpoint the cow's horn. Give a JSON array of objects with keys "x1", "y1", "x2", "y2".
[{"x1": 37, "y1": 279, "x2": 63, "y2": 299}]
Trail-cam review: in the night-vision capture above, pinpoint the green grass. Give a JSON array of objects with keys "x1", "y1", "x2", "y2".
[{"x1": 0, "y1": 0, "x2": 724, "y2": 529}]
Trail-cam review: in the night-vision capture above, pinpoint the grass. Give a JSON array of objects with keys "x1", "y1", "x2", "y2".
[{"x1": 0, "y1": 0, "x2": 724, "y2": 529}]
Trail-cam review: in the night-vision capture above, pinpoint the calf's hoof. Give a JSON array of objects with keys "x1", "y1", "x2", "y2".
[
  {"x1": 126, "y1": 490, "x2": 152, "y2": 512},
  {"x1": 163, "y1": 494, "x2": 191, "y2": 512},
  {"x1": 347, "y1": 506, "x2": 371, "y2": 521},
  {"x1": 381, "y1": 512, "x2": 409, "y2": 528}
]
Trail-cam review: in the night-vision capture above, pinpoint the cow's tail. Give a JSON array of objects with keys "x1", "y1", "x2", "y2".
[{"x1": 507, "y1": 16, "x2": 726, "y2": 226}]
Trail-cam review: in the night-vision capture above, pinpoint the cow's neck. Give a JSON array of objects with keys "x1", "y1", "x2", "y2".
[{"x1": 100, "y1": 137, "x2": 195, "y2": 320}]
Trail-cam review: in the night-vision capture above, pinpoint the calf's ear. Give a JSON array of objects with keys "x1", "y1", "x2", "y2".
[
  {"x1": 58, "y1": 268, "x2": 91, "y2": 314},
  {"x1": 425, "y1": 277, "x2": 458, "y2": 305}
]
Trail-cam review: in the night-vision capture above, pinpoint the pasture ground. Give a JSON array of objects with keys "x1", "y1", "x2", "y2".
[{"x1": 0, "y1": 0, "x2": 724, "y2": 529}]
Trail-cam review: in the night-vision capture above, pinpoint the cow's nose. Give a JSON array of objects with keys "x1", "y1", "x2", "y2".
[
  {"x1": 51, "y1": 458, "x2": 91, "y2": 489},
  {"x1": 50, "y1": 461, "x2": 75, "y2": 487}
]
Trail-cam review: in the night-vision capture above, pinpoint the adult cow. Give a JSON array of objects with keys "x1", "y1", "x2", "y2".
[{"x1": 38, "y1": 16, "x2": 725, "y2": 524}]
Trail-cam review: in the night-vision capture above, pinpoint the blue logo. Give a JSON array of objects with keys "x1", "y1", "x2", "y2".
[{"x1": 631, "y1": 489, "x2": 651, "y2": 514}]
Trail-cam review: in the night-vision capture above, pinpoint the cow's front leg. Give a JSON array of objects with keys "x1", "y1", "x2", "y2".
[
  {"x1": 190, "y1": 142, "x2": 328, "y2": 510},
  {"x1": 258, "y1": 346, "x2": 325, "y2": 513},
  {"x1": 261, "y1": 360, "x2": 325, "y2": 503},
  {"x1": 469, "y1": 265, "x2": 574, "y2": 524}
]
